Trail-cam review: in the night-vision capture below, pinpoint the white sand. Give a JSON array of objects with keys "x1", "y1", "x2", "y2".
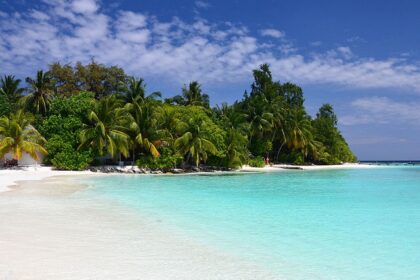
[
  {"x1": 0, "y1": 175, "x2": 280, "y2": 280},
  {"x1": 0, "y1": 166, "x2": 96, "y2": 193},
  {"x1": 241, "y1": 163, "x2": 380, "y2": 172}
]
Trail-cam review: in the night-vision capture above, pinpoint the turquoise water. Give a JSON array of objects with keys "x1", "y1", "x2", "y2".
[{"x1": 82, "y1": 167, "x2": 420, "y2": 279}]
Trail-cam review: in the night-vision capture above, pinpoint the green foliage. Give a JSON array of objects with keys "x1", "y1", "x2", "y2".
[
  {"x1": 43, "y1": 135, "x2": 72, "y2": 164},
  {"x1": 0, "y1": 110, "x2": 47, "y2": 160},
  {"x1": 49, "y1": 60, "x2": 127, "y2": 98},
  {"x1": 0, "y1": 75, "x2": 24, "y2": 107},
  {"x1": 0, "y1": 94, "x2": 12, "y2": 117},
  {"x1": 174, "y1": 107, "x2": 225, "y2": 167},
  {"x1": 21, "y1": 70, "x2": 54, "y2": 116},
  {"x1": 312, "y1": 104, "x2": 357, "y2": 164},
  {"x1": 136, "y1": 147, "x2": 182, "y2": 171},
  {"x1": 79, "y1": 95, "x2": 130, "y2": 158},
  {"x1": 248, "y1": 157, "x2": 265, "y2": 167},
  {"x1": 51, "y1": 149, "x2": 93, "y2": 171},
  {"x1": 39, "y1": 92, "x2": 96, "y2": 169},
  {"x1": 165, "y1": 81, "x2": 209, "y2": 107},
  {"x1": 48, "y1": 91, "x2": 95, "y2": 120},
  {"x1": 2, "y1": 63, "x2": 356, "y2": 169}
]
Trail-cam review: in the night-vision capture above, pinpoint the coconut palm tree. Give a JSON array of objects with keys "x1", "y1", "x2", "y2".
[
  {"x1": 224, "y1": 128, "x2": 248, "y2": 168},
  {"x1": 119, "y1": 77, "x2": 161, "y2": 103},
  {"x1": 174, "y1": 116, "x2": 218, "y2": 167},
  {"x1": 125, "y1": 100, "x2": 161, "y2": 165},
  {"x1": 0, "y1": 75, "x2": 25, "y2": 104},
  {"x1": 21, "y1": 70, "x2": 54, "y2": 115},
  {"x1": 285, "y1": 108, "x2": 318, "y2": 159},
  {"x1": 0, "y1": 110, "x2": 47, "y2": 161},
  {"x1": 166, "y1": 81, "x2": 209, "y2": 107},
  {"x1": 79, "y1": 95, "x2": 130, "y2": 158}
]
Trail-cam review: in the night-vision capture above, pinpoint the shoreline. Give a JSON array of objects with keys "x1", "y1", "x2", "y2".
[{"x1": 0, "y1": 163, "x2": 383, "y2": 193}]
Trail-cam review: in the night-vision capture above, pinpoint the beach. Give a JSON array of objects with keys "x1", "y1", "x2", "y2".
[
  {"x1": 0, "y1": 171, "x2": 278, "y2": 280},
  {"x1": 2, "y1": 163, "x2": 411, "y2": 280}
]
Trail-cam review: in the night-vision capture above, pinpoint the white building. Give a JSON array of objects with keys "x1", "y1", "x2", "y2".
[{"x1": 3, "y1": 152, "x2": 44, "y2": 166}]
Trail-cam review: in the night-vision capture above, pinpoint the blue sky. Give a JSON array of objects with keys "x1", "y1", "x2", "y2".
[{"x1": 1, "y1": 0, "x2": 420, "y2": 160}]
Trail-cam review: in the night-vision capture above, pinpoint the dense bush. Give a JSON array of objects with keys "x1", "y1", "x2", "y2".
[
  {"x1": 136, "y1": 148, "x2": 183, "y2": 171},
  {"x1": 51, "y1": 149, "x2": 93, "y2": 171},
  {"x1": 39, "y1": 92, "x2": 96, "y2": 170},
  {"x1": 248, "y1": 157, "x2": 265, "y2": 167}
]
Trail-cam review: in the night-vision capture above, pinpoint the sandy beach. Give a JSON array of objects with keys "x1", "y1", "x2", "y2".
[
  {"x1": 240, "y1": 163, "x2": 378, "y2": 172},
  {"x1": 0, "y1": 173, "x2": 280, "y2": 280}
]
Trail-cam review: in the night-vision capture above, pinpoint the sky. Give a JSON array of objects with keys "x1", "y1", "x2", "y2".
[{"x1": 1, "y1": 0, "x2": 420, "y2": 160}]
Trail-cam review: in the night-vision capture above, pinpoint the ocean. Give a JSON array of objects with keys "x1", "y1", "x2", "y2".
[{"x1": 81, "y1": 166, "x2": 420, "y2": 279}]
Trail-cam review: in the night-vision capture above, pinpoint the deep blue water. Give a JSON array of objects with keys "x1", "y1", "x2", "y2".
[{"x1": 81, "y1": 167, "x2": 420, "y2": 279}]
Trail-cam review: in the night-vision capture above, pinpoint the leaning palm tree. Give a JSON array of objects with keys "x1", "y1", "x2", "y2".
[
  {"x1": 174, "y1": 116, "x2": 218, "y2": 167},
  {"x1": 119, "y1": 77, "x2": 161, "y2": 103},
  {"x1": 21, "y1": 70, "x2": 54, "y2": 115},
  {"x1": 0, "y1": 75, "x2": 25, "y2": 104},
  {"x1": 0, "y1": 110, "x2": 47, "y2": 161},
  {"x1": 224, "y1": 128, "x2": 248, "y2": 168},
  {"x1": 79, "y1": 95, "x2": 130, "y2": 158}
]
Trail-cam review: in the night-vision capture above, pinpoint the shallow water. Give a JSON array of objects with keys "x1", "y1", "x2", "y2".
[{"x1": 82, "y1": 167, "x2": 420, "y2": 279}]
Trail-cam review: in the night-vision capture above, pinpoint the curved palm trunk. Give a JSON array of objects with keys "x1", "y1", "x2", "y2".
[{"x1": 276, "y1": 142, "x2": 286, "y2": 162}]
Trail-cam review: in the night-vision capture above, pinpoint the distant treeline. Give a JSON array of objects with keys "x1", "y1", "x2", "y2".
[{"x1": 0, "y1": 61, "x2": 356, "y2": 170}]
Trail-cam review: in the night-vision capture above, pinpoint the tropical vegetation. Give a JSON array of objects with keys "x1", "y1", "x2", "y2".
[{"x1": 0, "y1": 61, "x2": 356, "y2": 170}]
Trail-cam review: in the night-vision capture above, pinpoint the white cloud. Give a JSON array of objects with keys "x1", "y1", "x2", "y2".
[
  {"x1": 195, "y1": 1, "x2": 210, "y2": 9},
  {"x1": 340, "y1": 97, "x2": 420, "y2": 125},
  {"x1": 1, "y1": 0, "x2": 420, "y2": 94},
  {"x1": 260, "y1": 28, "x2": 285, "y2": 39},
  {"x1": 72, "y1": 0, "x2": 98, "y2": 14}
]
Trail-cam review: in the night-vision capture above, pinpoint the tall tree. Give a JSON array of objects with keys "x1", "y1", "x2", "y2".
[
  {"x1": 0, "y1": 75, "x2": 25, "y2": 105},
  {"x1": 75, "y1": 60, "x2": 126, "y2": 98},
  {"x1": 312, "y1": 104, "x2": 356, "y2": 163},
  {"x1": 174, "y1": 116, "x2": 219, "y2": 167},
  {"x1": 21, "y1": 70, "x2": 54, "y2": 115},
  {"x1": 0, "y1": 110, "x2": 47, "y2": 160},
  {"x1": 48, "y1": 62, "x2": 79, "y2": 96},
  {"x1": 125, "y1": 99, "x2": 161, "y2": 165},
  {"x1": 119, "y1": 77, "x2": 161, "y2": 103},
  {"x1": 166, "y1": 81, "x2": 209, "y2": 107},
  {"x1": 79, "y1": 95, "x2": 130, "y2": 158}
]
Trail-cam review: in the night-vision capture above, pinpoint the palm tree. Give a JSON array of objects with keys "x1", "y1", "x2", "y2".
[
  {"x1": 125, "y1": 100, "x2": 160, "y2": 165},
  {"x1": 21, "y1": 70, "x2": 54, "y2": 115},
  {"x1": 119, "y1": 77, "x2": 161, "y2": 103},
  {"x1": 0, "y1": 75, "x2": 25, "y2": 104},
  {"x1": 214, "y1": 103, "x2": 248, "y2": 133},
  {"x1": 79, "y1": 95, "x2": 130, "y2": 158},
  {"x1": 174, "y1": 116, "x2": 218, "y2": 167},
  {"x1": 0, "y1": 110, "x2": 47, "y2": 161},
  {"x1": 224, "y1": 128, "x2": 248, "y2": 168},
  {"x1": 285, "y1": 108, "x2": 318, "y2": 160},
  {"x1": 247, "y1": 97, "x2": 273, "y2": 142},
  {"x1": 166, "y1": 81, "x2": 209, "y2": 107}
]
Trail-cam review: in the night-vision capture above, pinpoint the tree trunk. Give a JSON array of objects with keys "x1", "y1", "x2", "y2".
[
  {"x1": 131, "y1": 146, "x2": 136, "y2": 169},
  {"x1": 276, "y1": 142, "x2": 285, "y2": 162}
]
